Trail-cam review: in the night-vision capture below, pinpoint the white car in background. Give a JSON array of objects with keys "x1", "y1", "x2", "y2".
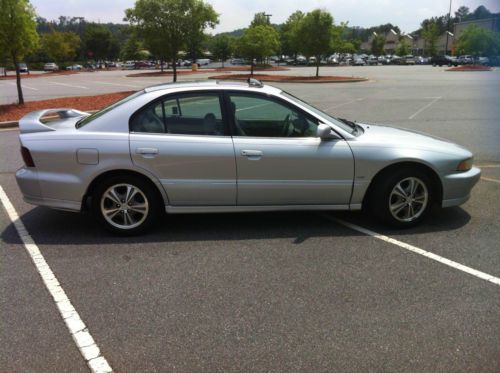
[
  {"x1": 44, "y1": 62, "x2": 59, "y2": 71},
  {"x1": 66, "y1": 64, "x2": 83, "y2": 70}
]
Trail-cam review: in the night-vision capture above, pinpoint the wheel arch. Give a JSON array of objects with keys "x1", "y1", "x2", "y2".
[
  {"x1": 362, "y1": 161, "x2": 443, "y2": 208},
  {"x1": 82, "y1": 169, "x2": 168, "y2": 211}
]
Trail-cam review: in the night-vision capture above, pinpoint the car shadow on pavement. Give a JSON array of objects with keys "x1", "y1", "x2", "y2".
[{"x1": 2, "y1": 205, "x2": 471, "y2": 246}]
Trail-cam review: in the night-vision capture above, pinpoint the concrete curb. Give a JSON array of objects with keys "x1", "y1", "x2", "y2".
[{"x1": 0, "y1": 120, "x2": 18, "y2": 129}]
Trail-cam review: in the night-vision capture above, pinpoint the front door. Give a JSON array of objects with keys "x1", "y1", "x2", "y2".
[
  {"x1": 130, "y1": 91, "x2": 237, "y2": 206},
  {"x1": 227, "y1": 92, "x2": 354, "y2": 206}
]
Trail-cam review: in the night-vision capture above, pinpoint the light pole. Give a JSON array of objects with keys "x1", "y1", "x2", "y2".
[{"x1": 445, "y1": 0, "x2": 452, "y2": 54}]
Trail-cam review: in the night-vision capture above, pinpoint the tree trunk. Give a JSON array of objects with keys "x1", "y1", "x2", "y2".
[
  {"x1": 12, "y1": 54, "x2": 24, "y2": 105},
  {"x1": 172, "y1": 57, "x2": 177, "y2": 82},
  {"x1": 222, "y1": 57, "x2": 224, "y2": 69},
  {"x1": 250, "y1": 61, "x2": 254, "y2": 77},
  {"x1": 316, "y1": 56, "x2": 320, "y2": 78}
]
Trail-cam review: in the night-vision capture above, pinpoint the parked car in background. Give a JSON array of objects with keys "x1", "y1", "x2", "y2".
[
  {"x1": 457, "y1": 55, "x2": 474, "y2": 65},
  {"x1": 15, "y1": 80, "x2": 480, "y2": 234},
  {"x1": 122, "y1": 61, "x2": 136, "y2": 70},
  {"x1": 378, "y1": 55, "x2": 391, "y2": 65},
  {"x1": 18, "y1": 63, "x2": 29, "y2": 73},
  {"x1": 367, "y1": 56, "x2": 379, "y2": 65},
  {"x1": 66, "y1": 64, "x2": 83, "y2": 70},
  {"x1": 401, "y1": 55, "x2": 416, "y2": 65},
  {"x1": 230, "y1": 58, "x2": 246, "y2": 65},
  {"x1": 196, "y1": 59, "x2": 211, "y2": 66},
  {"x1": 477, "y1": 56, "x2": 490, "y2": 65},
  {"x1": 431, "y1": 55, "x2": 458, "y2": 67},
  {"x1": 352, "y1": 57, "x2": 366, "y2": 66},
  {"x1": 415, "y1": 56, "x2": 429, "y2": 65},
  {"x1": 44, "y1": 62, "x2": 59, "y2": 71}
]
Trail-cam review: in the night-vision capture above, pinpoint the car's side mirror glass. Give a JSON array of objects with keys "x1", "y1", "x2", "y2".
[{"x1": 316, "y1": 123, "x2": 339, "y2": 139}]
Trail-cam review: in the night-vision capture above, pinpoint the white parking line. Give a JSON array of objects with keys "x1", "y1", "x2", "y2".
[
  {"x1": 49, "y1": 81, "x2": 89, "y2": 89},
  {"x1": 94, "y1": 81, "x2": 142, "y2": 88},
  {"x1": 6, "y1": 81, "x2": 38, "y2": 91},
  {"x1": 322, "y1": 215, "x2": 500, "y2": 287},
  {"x1": 408, "y1": 96, "x2": 441, "y2": 119},
  {"x1": 326, "y1": 98, "x2": 364, "y2": 110},
  {"x1": 0, "y1": 186, "x2": 113, "y2": 373},
  {"x1": 481, "y1": 176, "x2": 500, "y2": 184},
  {"x1": 479, "y1": 164, "x2": 500, "y2": 168}
]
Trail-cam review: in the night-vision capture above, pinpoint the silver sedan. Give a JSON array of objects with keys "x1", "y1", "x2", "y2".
[{"x1": 16, "y1": 79, "x2": 480, "y2": 234}]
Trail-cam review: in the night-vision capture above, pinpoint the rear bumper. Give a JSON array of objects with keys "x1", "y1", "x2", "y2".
[
  {"x1": 16, "y1": 167, "x2": 81, "y2": 212},
  {"x1": 441, "y1": 166, "x2": 481, "y2": 208}
]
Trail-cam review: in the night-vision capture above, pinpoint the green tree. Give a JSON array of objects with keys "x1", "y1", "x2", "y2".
[
  {"x1": 121, "y1": 34, "x2": 143, "y2": 61},
  {"x1": 421, "y1": 20, "x2": 440, "y2": 56},
  {"x1": 297, "y1": 9, "x2": 334, "y2": 78},
  {"x1": 42, "y1": 31, "x2": 81, "y2": 65},
  {"x1": 211, "y1": 34, "x2": 233, "y2": 68},
  {"x1": 0, "y1": 0, "x2": 39, "y2": 104},
  {"x1": 84, "y1": 24, "x2": 114, "y2": 60},
  {"x1": 396, "y1": 38, "x2": 410, "y2": 56},
  {"x1": 371, "y1": 34, "x2": 386, "y2": 56},
  {"x1": 456, "y1": 25, "x2": 500, "y2": 60},
  {"x1": 185, "y1": 0, "x2": 218, "y2": 62},
  {"x1": 237, "y1": 25, "x2": 280, "y2": 76},
  {"x1": 125, "y1": 0, "x2": 218, "y2": 82},
  {"x1": 280, "y1": 11, "x2": 304, "y2": 61},
  {"x1": 454, "y1": 6, "x2": 470, "y2": 21},
  {"x1": 250, "y1": 12, "x2": 271, "y2": 28}
]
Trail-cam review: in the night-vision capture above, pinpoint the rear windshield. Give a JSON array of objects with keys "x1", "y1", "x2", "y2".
[{"x1": 76, "y1": 90, "x2": 145, "y2": 128}]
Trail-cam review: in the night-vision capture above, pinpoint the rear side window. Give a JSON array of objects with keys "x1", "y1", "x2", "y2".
[{"x1": 130, "y1": 93, "x2": 224, "y2": 136}]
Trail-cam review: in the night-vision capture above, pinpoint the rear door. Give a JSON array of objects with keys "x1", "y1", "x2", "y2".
[{"x1": 130, "y1": 91, "x2": 237, "y2": 206}]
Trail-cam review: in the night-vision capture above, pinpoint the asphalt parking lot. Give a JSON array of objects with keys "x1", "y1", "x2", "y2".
[{"x1": 1, "y1": 66, "x2": 499, "y2": 372}]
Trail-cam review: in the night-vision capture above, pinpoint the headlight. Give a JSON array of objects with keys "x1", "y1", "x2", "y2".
[{"x1": 457, "y1": 158, "x2": 473, "y2": 172}]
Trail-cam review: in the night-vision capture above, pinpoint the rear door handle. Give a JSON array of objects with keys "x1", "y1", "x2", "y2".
[{"x1": 136, "y1": 147, "x2": 159, "y2": 158}]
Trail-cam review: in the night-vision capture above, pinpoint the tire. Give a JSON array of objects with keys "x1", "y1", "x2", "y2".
[
  {"x1": 369, "y1": 168, "x2": 434, "y2": 228},
  {"x1": 92, "y1": 175, "x2": 162, "y2": 235}
]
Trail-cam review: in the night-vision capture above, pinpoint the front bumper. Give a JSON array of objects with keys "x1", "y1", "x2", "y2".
[{"x1": 441, "y1": 166, "x2": 481, "y2": 208}]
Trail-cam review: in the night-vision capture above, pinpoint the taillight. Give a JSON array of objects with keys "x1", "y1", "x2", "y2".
[{"x1": 21, "y1": 146, "x2": 35, "y2": 167}]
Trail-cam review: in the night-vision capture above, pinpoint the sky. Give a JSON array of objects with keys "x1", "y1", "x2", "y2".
[{"x1": 30, "y1": 0, "x2": 500, "y2": 34}]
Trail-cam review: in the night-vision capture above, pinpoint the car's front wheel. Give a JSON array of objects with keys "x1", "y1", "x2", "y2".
[
  {"x1": 92, "y1": 175, "x2": 161, "y2": 235},
  {"x1": 370, "y1": 169, "x2": 433, "y2": 228}
]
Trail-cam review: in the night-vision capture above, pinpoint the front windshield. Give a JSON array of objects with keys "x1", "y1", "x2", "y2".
[
  {"x1": 281, "y1": 91, "x2": 357, "y2": 135},
  {"x1": 76, "y1": 90, "x2": 145, "y2": 128}
]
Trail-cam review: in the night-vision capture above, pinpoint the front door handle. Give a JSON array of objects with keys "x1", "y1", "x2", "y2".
[
  {"x1": 136, "y1": 147, "x2": 159, "y2": 158},
  {"x1": 241, "y1": 150, "x2": 263, "y2": 157}
]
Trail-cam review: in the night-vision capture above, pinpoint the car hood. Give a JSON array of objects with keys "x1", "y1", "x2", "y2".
[{"x1": 354, "y1": 123, "x2": 472, "y2": 157}]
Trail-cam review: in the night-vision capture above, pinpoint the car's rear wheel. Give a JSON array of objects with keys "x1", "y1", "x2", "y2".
[
  {"x1": 369, "y1": 169, "x2": 433, "y2": 228},
  {"x1": 92, "y1": 175, "x2": 161, "y2": 235}
]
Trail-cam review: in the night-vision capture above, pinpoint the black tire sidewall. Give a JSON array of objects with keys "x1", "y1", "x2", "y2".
[
  {"x1": 92, "y1": 175, "x2": 161, "y2": 235},
  {"x1": 369, "y1": 169, "x2": 434, "y2": 228}
]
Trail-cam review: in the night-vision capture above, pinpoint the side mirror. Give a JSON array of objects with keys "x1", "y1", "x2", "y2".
[{"x1": 316, "y1": 123, "x2": 339, "y2": 139}]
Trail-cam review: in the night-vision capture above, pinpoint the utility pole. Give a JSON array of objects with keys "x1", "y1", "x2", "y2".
[{"x1": 445, "y1": 0, "x2": 452, "y2": 54}]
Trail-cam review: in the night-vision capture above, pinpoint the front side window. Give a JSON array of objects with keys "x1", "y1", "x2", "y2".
[
  {"x1": 130, "y1": 93, "x2": 224, "y2": 135},
  {"x1": 229, "y1": 94, "x2": 318, "y2": 137}
]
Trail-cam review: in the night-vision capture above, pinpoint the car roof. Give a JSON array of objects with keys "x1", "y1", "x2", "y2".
[{"x1": 144, "y1": 79, "x2": 281, "y2": 95}]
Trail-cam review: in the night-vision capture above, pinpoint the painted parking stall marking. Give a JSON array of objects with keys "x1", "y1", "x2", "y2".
[
  {"x1": 408, "y1": 96, "x2": 441, "y2": 120},
  {"x1": 322, "y1": 214, "x2": 500, "y2": 287},
  {"x1": 0, "y1": 186, "x2": 113, "y2": 373}
]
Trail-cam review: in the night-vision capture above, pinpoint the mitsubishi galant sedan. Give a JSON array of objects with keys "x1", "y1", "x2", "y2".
[{"x1": 16, "y1": 79, "x2": 480, "y2": 234}]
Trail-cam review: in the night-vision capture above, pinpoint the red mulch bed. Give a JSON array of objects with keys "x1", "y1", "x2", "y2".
[
  {"x1": 126, "y1": 70, "x2": 217, "y2": 77},
  {"x1": 209, "y1": 74, "x2": 367, "y2": 83},
  {"x1": 215, "y1": 66, "x2": 289, "y2": 72},
  {"x1": 446, "y1": 65, "x2": 492, "y2": 71},
  {"x1": 0, "y1": 91, "x2": 134, "y2": 122},
  {"x1": 0, "y1": 70, "x2": 79, "y2": 80}
]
